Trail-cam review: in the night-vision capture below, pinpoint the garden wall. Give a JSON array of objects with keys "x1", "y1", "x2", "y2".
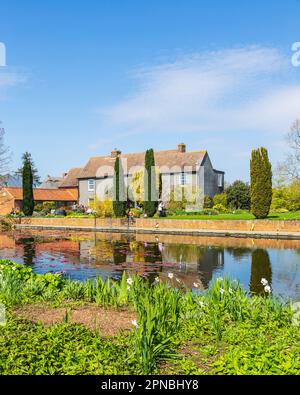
[{"x1": 15, "y1": 216, "x2": 300, "y2": 235}]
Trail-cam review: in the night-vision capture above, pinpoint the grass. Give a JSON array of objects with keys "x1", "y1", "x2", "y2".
[
  {"x1": 159, "y1": 211, "x2": 300, "y2": 221},
  {"x1": 0, "y1": 259, "x2": 300, "y2": 375}
]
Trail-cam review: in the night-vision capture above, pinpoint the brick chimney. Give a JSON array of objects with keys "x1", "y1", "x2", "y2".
[
  {"x1": 177, "y1": 143, "x2": 186, "y2": 153},
  {"x1": 111, "y1": 148, "x2": 121, "y2": 158}
]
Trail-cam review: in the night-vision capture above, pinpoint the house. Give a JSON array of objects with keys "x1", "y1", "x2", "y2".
[
  {"x1": 58, "y1": 168, "x2": 82, "y2": 191},
  {"x1": 40, "y1": 175, "x2": 64, "y2": 189},
  {"x1": 0, "y1": 187, "x2": 78, "y2": 215},
  {"x1": 77, "y1": 144, "x2": 224, "y2": 207}
]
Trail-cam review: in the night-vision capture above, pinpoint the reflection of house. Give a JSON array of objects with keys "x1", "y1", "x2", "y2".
[
  {"x1": 76, "y1": 144, "x2": 224, "y2": 207},
  {"x1": 0, "y1": 187, "x2": 78, "y2": 214}
]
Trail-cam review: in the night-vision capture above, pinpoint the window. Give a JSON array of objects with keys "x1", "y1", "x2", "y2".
[
  {"x1": 218, "y1": 174, "x2": 223, "y2": 187},
  {"x1": 179, "y1": 172, "x2": 186, "y2": 185},
  {"x1": 88, "y1": 179, "x2": 95, "y2": 192}
]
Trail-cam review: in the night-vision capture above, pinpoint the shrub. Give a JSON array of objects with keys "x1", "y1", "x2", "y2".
[
  {"x1": 213, "y1": 204, "x2": 227, "y2": 213},
  {"x1": 204, "y1": 196, "x2": 214, "y2": 209},
  {"x1": 226, "y1": 180, "x2": 250, "y2": 210},
  {"x1": 131, "y1": 208, "x2": 142, "y2": 218},
  {"x1": 91, "y1": 198, "x2": 113, "y2": 218},
  {"x1": 213, "y1": 193, "x2": 227, "y2": 207}
]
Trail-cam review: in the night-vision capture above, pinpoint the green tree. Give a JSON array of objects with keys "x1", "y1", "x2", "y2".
[
  {"x1": 213, "y1": 192, "x2": 227, "y2": 207},
  {"x1": 226, "y1": 180, "x2": 250, "y2": 210},
  {"x1": 22, "y1": 154, "x2": 35, "y2": 216},
  {"x1": 143, "y1": 149, "x2": 158, "y2": 217},
  {"x1": 113, "y1": 156, "x2": 127, "y2": 217},
  {"x1": 250, "y1": 148, "x2": 272, "y2": 219},
  {"x1": 17, "y1": 152, "x2": 41, "y2": 187}
]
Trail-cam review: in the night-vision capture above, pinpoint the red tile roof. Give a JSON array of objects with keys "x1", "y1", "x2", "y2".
[{"x1": 4, "y1": 187, "x2": 78, "y2": 201}]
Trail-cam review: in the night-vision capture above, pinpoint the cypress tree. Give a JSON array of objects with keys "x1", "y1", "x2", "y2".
[
  {"x1": 113, "y1": 156, "x2": 127, "y2": 217},
  {"x1": 144, "y1": 149, "x2": 158, "y2": 217},
  {"x1": 250, "y1": 147, "x2": 272, "y2": 219},
  {"x1": 22, "y1": 154, "x2": 35, "y2": 216}
]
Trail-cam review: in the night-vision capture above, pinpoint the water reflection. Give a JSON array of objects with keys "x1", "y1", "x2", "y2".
[
  {"x1": 250, "y1": 249, "x2": 272, "y2": 295},
  {"x1": 0, "y1": 230, "x2": 299, "y2": 300}
]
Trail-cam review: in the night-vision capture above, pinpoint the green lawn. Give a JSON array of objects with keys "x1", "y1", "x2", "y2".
[{"x1": 160, "y1": 211, "x2": 300, "y2": 221}]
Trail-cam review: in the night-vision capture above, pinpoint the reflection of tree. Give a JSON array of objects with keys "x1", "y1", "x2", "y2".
[
  {"x1": 226, "y1": 247, "x2": 253, "y2": 260},
  {"x1": 198, "y1": 248, "x2": 224, "y2": 288},
  {"x1": 144, "y1": 243, "x2": 162, "y2": 283},
  {"x1": 250, "y1": 249, "x2": 272, "y2": 295},
  {"x1": 112, "y1": 242, "x2": 127, "y2": 265},
  {"x1": 22, "y1": 238, "x2": 36, "y2": 266}
]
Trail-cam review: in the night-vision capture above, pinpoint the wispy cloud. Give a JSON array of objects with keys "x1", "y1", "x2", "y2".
[
  {"x1": 0, "y1": 68, "x2": 26, "y2": 100},
  {"x1": 99, "y1": 46, "x2": 298, "y2": 137}
]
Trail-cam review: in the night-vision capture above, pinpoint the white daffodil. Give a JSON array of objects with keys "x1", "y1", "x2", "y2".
[
  {"x1": 12, "y1": 267, "x2": 17, "y2": 271},
  {"x1": 264, "y1": 285, "x2": 271, "y2": 293},
  {"x1": 229, "y1": 288, "x2": 233, "y2": 294},
  {"x1": 199, "y1": 301, "x2": 205, "y2": 308},
  {"x1": 176, "y1": 278, "x2": 181, "y2": 283},
  {"x1": 220, "y1": 288, "x2": 225, "y2": 295},
  {"x1": 261, "y1": 278, "x2": 268, "y2": 286},
  {"x1": 168, "y1": 273, "x2": 174, "y2": 279},
  {"x1": 154, "y1": 277, "x2": 160, "y2": 283},
  {"x1": 132, "y1": 320, "x2": 139, "y2": 328},
  {"x1": 126, "y1": 278, "x2": 133, "y2": 286},
  {"x1": 193, "y1": 283, "x2": 199, "y2": 288}
]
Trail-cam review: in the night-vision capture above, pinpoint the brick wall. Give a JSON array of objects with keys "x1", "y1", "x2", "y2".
[{"x1": 17, "y1": 217, "x2": 300, "y2": 233}]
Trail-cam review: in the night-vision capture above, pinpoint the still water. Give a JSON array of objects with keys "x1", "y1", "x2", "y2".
[{"x1": 0, "y1": 230, "x2": 299, "y2": 300}]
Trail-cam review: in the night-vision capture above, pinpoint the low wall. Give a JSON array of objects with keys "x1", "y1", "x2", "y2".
[
  {"x1": 136, "y1": 218, "x2": 300, "y2": 232},
  {"x1": 15, "y1": 217, "x2": 300, "y2": 234}
]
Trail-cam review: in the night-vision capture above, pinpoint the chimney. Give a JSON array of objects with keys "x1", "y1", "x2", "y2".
[
  {"x1": 177, "y1": 143, "x2": 186, "y2": 153},
  {"x1": 111, "y1": 148, "x2": 121, "y2": 158}
]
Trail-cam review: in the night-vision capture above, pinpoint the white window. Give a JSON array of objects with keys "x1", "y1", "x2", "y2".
[
  {"x1": 217, "y1": 174, "x2": 223, "y2": 187},
  {"x1": 179, "y1": 172, "x2": 186, "y2": 185},
  {"x1": 88, "y1": 179, "x2": 95, "y2": 192}
]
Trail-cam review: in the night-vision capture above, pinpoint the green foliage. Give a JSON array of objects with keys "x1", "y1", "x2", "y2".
[
  {"x1": 213, "y1": 204, "x2": 227, "y2": 213},
  {"x1": 143, "y1": 149, "x2": 158, "y2": 217},
  {"x1": 250, "y1": 148, "x2": 272, "y2": 219},
  {"x1": 203, "y1": 196, "x2": 214, "y2": 208},
  {"x1": 213, "y1": 193, "x2": 227, "y2": 207},
  {"x1": 285, "y1": 181, "x2": 300, "y2": 211},
  {"x1": 167, "y1": 185, "x2": 202, "y2": 215},
  {"x1": 226, "y1": 180, "x2": 250, "y2": 209},
  {"x1": 22, "y1": 153, "x2": 35, "y2": 216},
  {"x1": 113, "y1": 156, "x2": 127, "y2": 217},
  {"x1": 1, "y1": 259, "x2": 300, "y2": 375},
  {"x1": 0, "y1": 319, "x2": 135, "y2": 374}
]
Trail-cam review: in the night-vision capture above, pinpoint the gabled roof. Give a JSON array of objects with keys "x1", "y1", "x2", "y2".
[
  {"x1": 79, "y1": 150, "x2": 207, "y2": 178},
  {"x1": 3, "y1": 187, "x2": 78, "y2": 201},
  {"x1": 59, "y1": 168, "x2": 82, "y2": 188},
  {"x1": 40, "y1": 176, "x2": 63, "y2": 189}
]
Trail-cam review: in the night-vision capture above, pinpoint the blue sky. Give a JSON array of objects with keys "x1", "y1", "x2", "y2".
[{"x1": 0, "y1": 0, "x2": 300, "y2": 182}]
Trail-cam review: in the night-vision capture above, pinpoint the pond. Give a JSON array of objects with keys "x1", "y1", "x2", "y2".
[{"x1": 0, "y1": 230, "x2": 300, "y2": 300}]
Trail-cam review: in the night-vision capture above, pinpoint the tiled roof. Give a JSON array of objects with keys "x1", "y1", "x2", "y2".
[
  {"x1": 59, "y1": 168, "x2": 82, "y2": 188},
  {"x1": 4, "y1": 187, "x2": 78, "y2": 201},
  {"x1": 79, "y1": 150, "x2": 207, "y2": 178}
]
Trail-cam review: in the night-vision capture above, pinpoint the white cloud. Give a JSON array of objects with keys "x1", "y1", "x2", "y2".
[
  {"x1": 0, "y1": 69, "x2": 26, "y2": 100},
  {"x1": 99, "y1": 46, "x2": 298, "y2": 136}
]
